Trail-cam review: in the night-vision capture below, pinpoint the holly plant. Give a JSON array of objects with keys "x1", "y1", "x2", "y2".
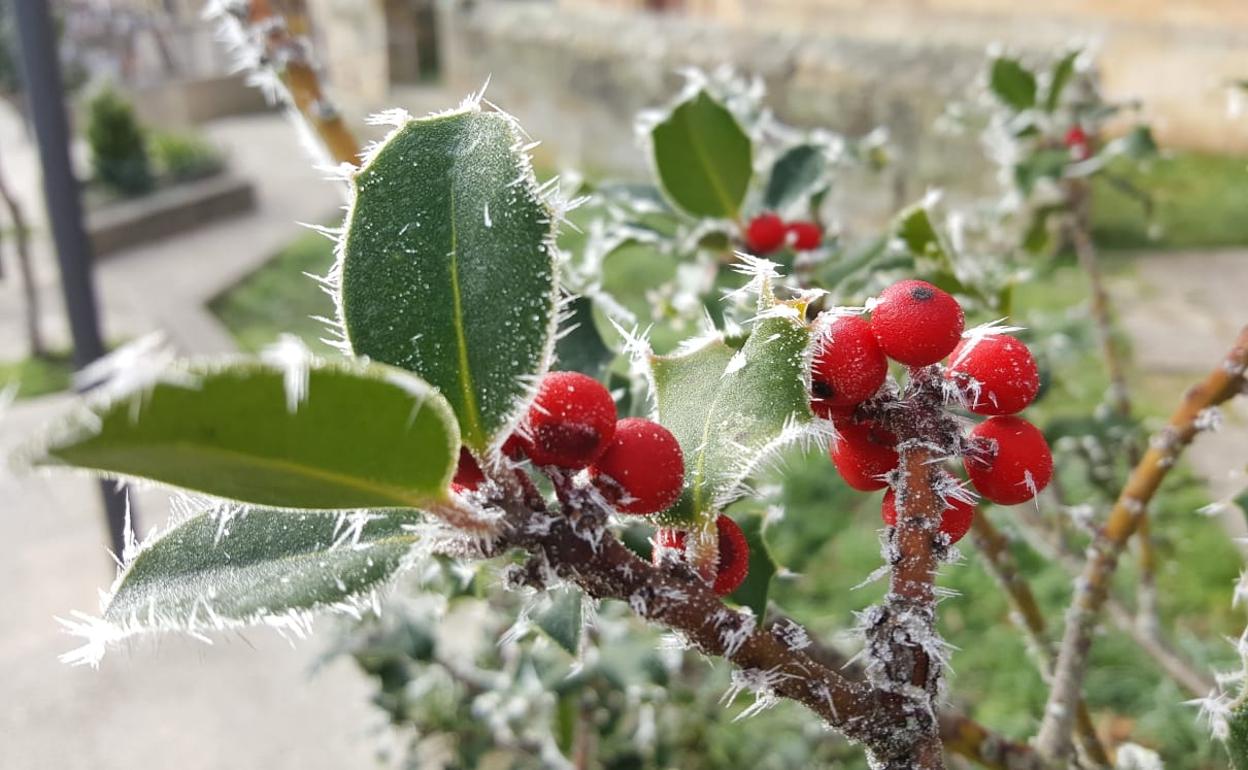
[{"x1": 24, "y1": 8, "x2": 1248, "y2": 770}]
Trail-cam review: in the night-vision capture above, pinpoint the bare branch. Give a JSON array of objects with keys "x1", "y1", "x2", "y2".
[
  {"x1": 970, "y1": 514, "x2": 1109, "y2": 766},
  {"x1": 1036, "y1": 325, "x2": 1248, "y2": 759}
]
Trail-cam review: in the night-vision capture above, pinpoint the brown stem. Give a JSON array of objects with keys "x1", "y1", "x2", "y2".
[
  {"x1": 1066, "y1": 188, "x2": 1158, "y2": 639},
  {"x1": 971, "y1": 514, "x2": 1109, "y2": 766},
  {"x1": 0, "y1": 149, "x2": 45, "y2": 358},
  {"x1": 1036, "y1": 325, "x2": 1248, "y2": 759},
  {"x1": 241, "y1": 0, "x2": 360, "y2": 166},
  {"x1": 782, "y1": 610, "x2": 1049, "y2": 770},
  {"x1": 1013, "y1": 501, "x2": 1215, "y2": 698}
]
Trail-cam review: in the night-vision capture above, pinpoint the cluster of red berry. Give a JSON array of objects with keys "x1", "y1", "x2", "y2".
[
  {"x1": 744, "y1": 212, "x2": 823, "y2": 255},
  {"x1": 811, "y1": 279, "x2": 1053, "y2": 543},
  {"x1": 453, "y1": 372, "x2": 754, "y2": 597}
]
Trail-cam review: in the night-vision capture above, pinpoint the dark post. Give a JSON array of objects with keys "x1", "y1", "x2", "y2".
[{"x1": 14, "y1": 0, "x2": 133, "y2": 560}]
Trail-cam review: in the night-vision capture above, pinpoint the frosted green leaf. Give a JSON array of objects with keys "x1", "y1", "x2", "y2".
[
  {"x1": 727, "y1": 511, "x2": 777, "y2": 624},
  {"x1": 650, "y1": 90, "x2": 752, "y2": 220},
  {"x1": 340, "y1": 105, "x2": 558, "y2": 451},
  {"x1": 535, "y1": 587, "x2": 583, "y2": 656},
  {"x1": 60, "y1": 507, "x2": 418, "y2": 666},
  {"x1": 651, "y1": 299, "x2": 813, "y2": 525},
  {"x1": 37, "y1": 360, "x2": 458, "y2": 510}
]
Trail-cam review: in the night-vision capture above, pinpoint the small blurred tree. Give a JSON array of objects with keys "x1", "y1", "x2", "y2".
[{"x1": 86, "y1": 87, "x2": 153, "y2": 197}]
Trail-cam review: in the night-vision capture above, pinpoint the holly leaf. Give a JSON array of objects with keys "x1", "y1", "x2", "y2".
[
  {"x1": 555, "y1": 296, "x2": 615, "y2": 381},
  {"x1": 727, "y1": 511, "x2": 778, "y2": 624},
  {"x1": 35, "y1": 359, "x2": 458, "y2": 510},
  {"x1": 990, "y1": 57, "x2": 1038, "y2": 112},
  {"x1": 764, "y1": 144, "x2": 825, "y2": 212},
  {"x1": 535, "y1": 587, "x2": 583, "y2": 656},
  {"x1": 1044, "y1": 50, "x2": 1080, "y2": 113},
  {"x1": 340, "y1": 104, "x2": 558, "y2": 451},
  {"x1": 651, "y1": 295, "x2": 813, "y2": 525},
  {"x1": 650, "y1": 90, "x2": 753, "y2": 219},
  {"x1": 893, "y1": 203, "x2": 969, "y2": 296},
  {"x1": 60, "y1": 507, "x2": 418, "y2": 666}
]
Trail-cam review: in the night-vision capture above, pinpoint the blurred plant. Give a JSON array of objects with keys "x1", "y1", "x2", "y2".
[
  {"x1": 86, "y1": 87, "x2": 153, "y2": 197},
  {"x1": 150, "y1": 132, "x2": 226, "y2": 183}
]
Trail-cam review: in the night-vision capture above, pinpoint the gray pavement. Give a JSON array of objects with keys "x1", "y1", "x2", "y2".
[{"x1": 0, "y1": 101, "x2": 390, "y2": 769}]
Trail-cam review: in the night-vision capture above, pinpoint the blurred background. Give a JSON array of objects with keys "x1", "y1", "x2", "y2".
[{"x1": 1, "y1": 1, "x2": 1246, "y2": 768}]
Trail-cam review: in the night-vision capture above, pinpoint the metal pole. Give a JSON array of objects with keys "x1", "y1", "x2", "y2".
[{"x1": 13, "y1": 0, "x2": 133, "y2": 560}]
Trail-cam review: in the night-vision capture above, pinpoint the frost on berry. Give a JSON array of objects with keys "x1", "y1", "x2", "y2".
[
  {"x1": 963, "y1": 416, "x2": 1052, "y2": 505},
  {"x1": 811, "y1": 312, "x2": 888, "y2": 411},
  {"x1": 869, "y1": 279, "x2": 965, "y2": 366},
  {"x1": 523, "y1": 371, "x2": 617, "y2": 468},
  {"x1": 945, "y1": 324, "x2": 1038, "y2": 415},
  {"x1": 589, "y1": 417, "x2": 685, "y2": 514}
]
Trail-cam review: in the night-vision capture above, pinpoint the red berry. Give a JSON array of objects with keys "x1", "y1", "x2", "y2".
[
  {"x1": 1064, "y1": 126, "x2": 1090, "y2": 159},
  {"x1": 963, "y1": 416, "x2": 1052, "y2": 505},
  {"x1": 870, "y1": 280, "x2": 965, "y2": 366},
  {"x1": 745, "y1": 213, "x2": 786, "y2": 254},
  {"x1": 711, "y1": 515, "x2": 750, "y2": 596},
  {"x1": 811, "y1": 315, "x2": 888, "y2": 411},
  {"x1": 786, "y1": 221, "x2": 822, "y2": 251},
  {"x1": 451, "y1": 447, "x2": 485, "y2": 492},
  {"x1": 525, "y1": 371, "x2": 617, "y2": 468},
  {"x1": 501, "y1": 433, "x2": 527, "y2": 459},
  {"x1": 881, "y1": 486, "x2": 974, "y2": 545},
  {"x1": 945, "y1": 333, "x2": 1039, "y2": 415},
  {"x1": 590, "y1": 418, "x2": 684, "y2": 514},
  {"x1": 829, "y1": 420, "x2": 898, "y2": 491},
  {"x1": 652, "y1": 516, "x2": 750, "y2": 596}
]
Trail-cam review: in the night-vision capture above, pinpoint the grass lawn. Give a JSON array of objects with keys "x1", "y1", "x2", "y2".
[
  {"x1": 208, "y1": 228, "x2": 338, "y2": 354},
  {"x1": 1091, "y1": 150, "x2": 1248, "y2": 251},
  {"x1": 0, "y1": 351, "x2": 74, "y2": 399}
]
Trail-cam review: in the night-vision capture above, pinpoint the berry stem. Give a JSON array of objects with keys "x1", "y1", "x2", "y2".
[{"x1": 1036, "y1": 325, "x2": 1248, "y2": 760}]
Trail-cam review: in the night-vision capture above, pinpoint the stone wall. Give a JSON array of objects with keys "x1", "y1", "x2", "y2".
[{"x1": 438, "y1": 0, "x2": 992, "y2": 202}]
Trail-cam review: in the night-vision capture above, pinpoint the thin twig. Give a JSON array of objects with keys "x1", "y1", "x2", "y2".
[
  {"x1": 1036, "y1": 325, "x2": 1248, "y2": 759},
  {"x1": 0, "y1": 148, "x2": 45, "y2": 358},
  {"x1": 220, "y1": 0, "x2": 360, "y2": 166},
  {"x1": 971, "y1": 514, "x2": 1109, "y2": 767}
]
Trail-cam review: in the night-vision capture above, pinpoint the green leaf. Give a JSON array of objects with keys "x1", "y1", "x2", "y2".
[
  {"x1": 764, "y1": 144, "x2": 825, "y2": 212},
  {"x1": 63, "y1": 507, "x2": 418, "y2": 665},
  {"x1": 651, "y1": 298, "x2": 813, "y2": 525},
  {"x1": 1111, "y1": 125, "x2": 1159, "y2": 160},
  {"x1": 1229, "y1": 699, "x2": 1248, "y2": 770},
  {"x1": 727, "y1": 511, "x2": 777, "y2": 624},
  {"x1": 535, "y1": 587, "x2": 583, "y2": 655},
  {"x1": 1044, "y1": 50, "x2": 1079, "y2": 113},
  {"x1": 893, "y1": 204, "x2": 969, "y2": 296},
  {"x1": 38, "y1": 359, "x2": 458, "y2": 509},
  {"x1": 650, "y1": 90, "x2": 752, "y2": 219},
  {"x1": 1013, "y1": 148, "x2": 1070, "y2": 195},
  {"x1": 990, "y1": 57, "x2": 1038, "y2": 111},
  {"x1": 555, "y1": 296, "x2": 615, "y2": 381},
  {"x1": 340, "y1": 106, "x2": 558, "y2": 451}
]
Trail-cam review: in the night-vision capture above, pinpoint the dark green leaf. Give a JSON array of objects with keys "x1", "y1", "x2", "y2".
[
  {"x1": 1013, "y1": 149, "x2": 1070, "y2": 195},
  {"x1": 764, "y1": 144, "x2": 825, "y2": 211},
  {"x1": 535, "y1": 587, "x2": 583, "y2": 655},
  {"x1": 62, "y1": 507, "x2": 418, "y2": 665},
  {"x1": 650, "y1": 90, "x2": 752, "y2": 219},
  {"x1": 1112, "y1": 125, "x2": 1159, "y2": 160},
  {"x1": 727, "y1": 511, "x2": 777, "y2": 624},
  {"x1": 340, "y1": 106, "x2": 558, "y2": 451},
  {"x1": 1044, "y1": 50, "x2": 1080, "y2": 112},
  {"x1": 555, "y1": 296, "x2": 615, "y2": 381},
  {"x1": 990, "y1": 57, "x2": 1038, "y2": 112},
  {"x1": 39, "y1": 360, "x2": 458, "y2": 509},
  {"x1": 893, "y1": 204, "x2": 970, "y2": 295},
  {"x1": 1229, "y1": 699, "x2": 1248, "y2": 770}
]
